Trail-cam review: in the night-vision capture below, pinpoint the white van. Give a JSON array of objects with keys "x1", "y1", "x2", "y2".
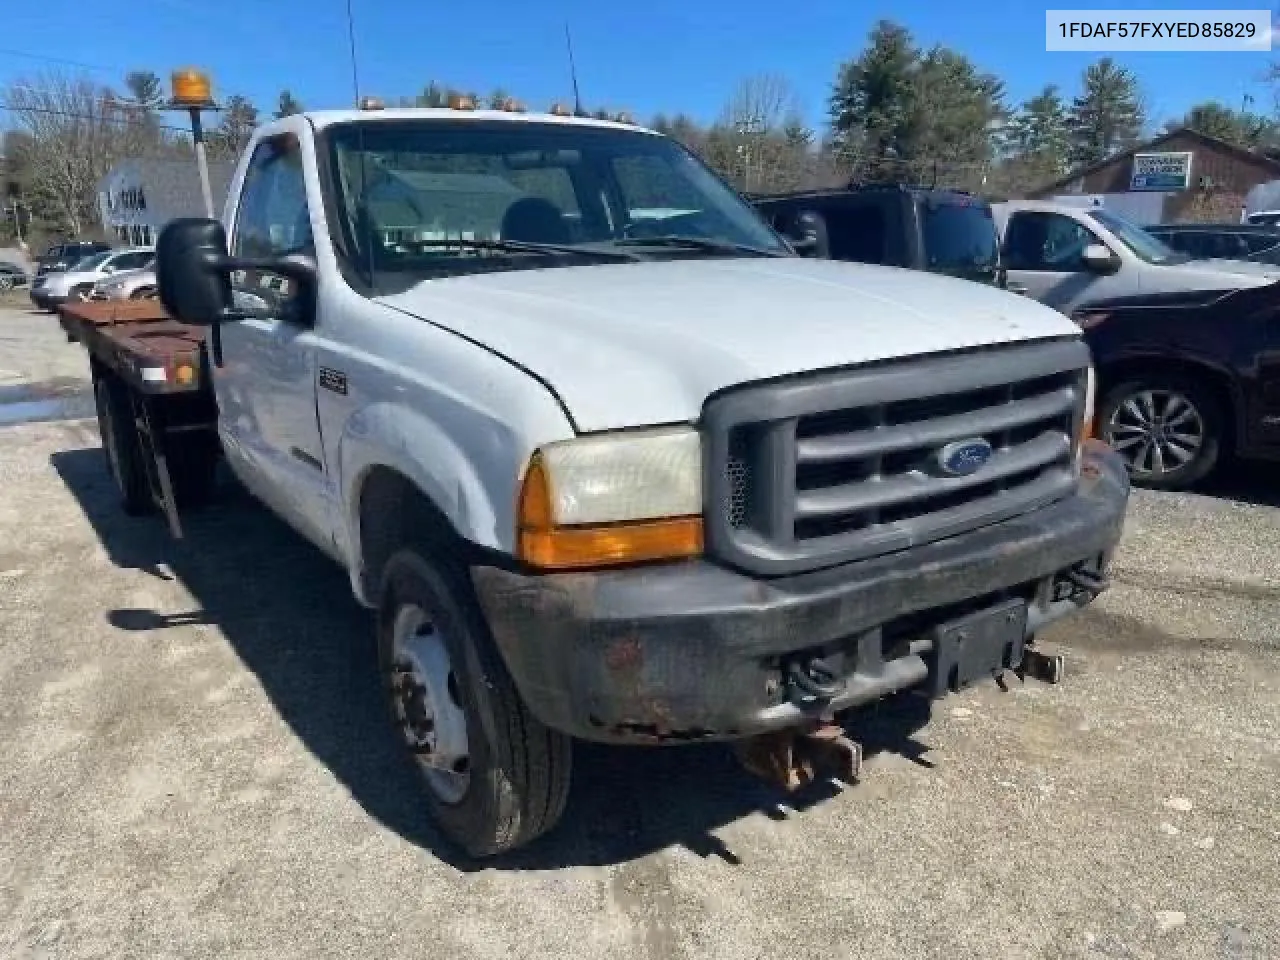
[{"x1": 992, "y1": 200, "x2": 1277, "y2": 315}]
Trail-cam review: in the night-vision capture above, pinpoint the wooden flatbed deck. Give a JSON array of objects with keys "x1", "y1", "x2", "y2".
[{"x1": 57, "y1": 300, "x2": 210, "y2": 396}]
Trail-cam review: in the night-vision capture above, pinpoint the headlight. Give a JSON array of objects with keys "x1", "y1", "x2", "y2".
[{"x1": 516, "y1": 426, "x2": 704, "y2": 569}]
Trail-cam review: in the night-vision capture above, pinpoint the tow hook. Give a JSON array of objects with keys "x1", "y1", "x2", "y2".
[
  {"x1": 733, "y1": 723, "x2": 863, "y2": 791},
  {"x1": 997, "y1": 646, "x2": 1066, "y2": 691},
  {"x1": 1066, "y1": 567, "x2": 1108, "y2": 596}
]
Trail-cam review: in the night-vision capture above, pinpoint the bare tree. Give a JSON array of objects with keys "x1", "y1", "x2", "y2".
[
  {"x1": 1, "y1": 72, "x2": 124, "y2": 236},
  {"x1": 717, "y1": 74, "x2": 812, "y2": 192}
]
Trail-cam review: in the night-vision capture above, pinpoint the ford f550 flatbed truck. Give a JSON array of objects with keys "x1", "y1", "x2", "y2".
[{"x1": 66, "y1": 100, "x2": 1129, "y2": 858}]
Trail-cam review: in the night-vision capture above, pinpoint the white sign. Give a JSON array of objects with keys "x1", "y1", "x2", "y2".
[
  {"x1": 1045, "y1": 10, "x2": 1272, "y2": 51},
  {"x1": 1130, "y1": 152, "x2": 1193, "y2": 191}
]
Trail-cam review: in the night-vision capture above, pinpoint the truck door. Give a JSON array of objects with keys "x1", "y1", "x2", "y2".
[
  {"x1": 217, "y1": 133, "x2": 332, "y2": 549},
  {"x1": 1002, "y1": 210, "x2": 1128, "y2": 314}
]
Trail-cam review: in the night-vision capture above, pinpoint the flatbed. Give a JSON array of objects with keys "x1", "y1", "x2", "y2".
[{"x1": 58, "y1": 299, "x2": 219, "y2": 537}]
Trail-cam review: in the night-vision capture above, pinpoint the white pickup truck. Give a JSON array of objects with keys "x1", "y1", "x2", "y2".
[{"x1": 79, "y1": 103, "x2": 1130, "y2": 857}]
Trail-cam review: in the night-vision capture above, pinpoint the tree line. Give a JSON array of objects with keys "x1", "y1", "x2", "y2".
[{"x1": 4, "y1": 18, "x2": 1280, "y2": 245}]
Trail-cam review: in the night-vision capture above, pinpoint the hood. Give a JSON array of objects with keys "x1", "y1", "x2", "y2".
[{"x1": 378, "y1": 257, "x2": 1080, "y2": 432}]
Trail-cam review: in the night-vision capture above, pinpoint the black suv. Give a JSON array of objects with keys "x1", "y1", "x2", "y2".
[
  {"x1": 750, "y1": 183, "x2": 1005, "y2": 287},
  {"x1": 1074, "y1": 283, "x2": 1280, "y2": 490},
  {"x1": 35, "y1": 240, "x2": 112, "y2": 277},
  {"x1": 1145, "y1": 223, "x2": 1280, "y2": 266}
]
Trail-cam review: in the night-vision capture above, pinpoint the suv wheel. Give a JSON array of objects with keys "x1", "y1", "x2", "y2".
[{"x1": 1098, "y1": 376, "x2": 1223, "y2": 490}]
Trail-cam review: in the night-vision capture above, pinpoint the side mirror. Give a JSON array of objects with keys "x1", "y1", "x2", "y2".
[
  {"x1": 789, "y1": 235, "x2": 820, "y2": 257},
  {"x1": 157, "y1": 218, "x2": 234, "y2": 326},
  {"x1": 1082, "y1": 243, "x2": 1120, "y2": 275},
  {"x1": 158, "y1": 217, "x2": 318, "y2": 326}
]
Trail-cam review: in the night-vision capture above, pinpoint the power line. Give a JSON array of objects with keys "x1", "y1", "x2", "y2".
[
  {"x1": 0, "y1": 103, "x2": 193, "y2": 135},
  {"x1": 0, "y1": 47, "x2": 120, "y2": 74}
]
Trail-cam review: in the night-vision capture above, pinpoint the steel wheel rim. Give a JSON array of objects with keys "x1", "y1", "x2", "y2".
[
  {"x1": 0, "y1": 277, "x2": 12, "y2": 291},
  {"x1": 1105, "y1": 388, "x2": 1205, "y2": 479},
  {"x1": 390, "y1": 604, "x2": 471, "y2": 804}
]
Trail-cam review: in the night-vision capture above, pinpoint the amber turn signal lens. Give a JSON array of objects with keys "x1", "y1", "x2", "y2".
[
  {"x1": 519, "y1": 517, "x2": 704, "y2": 570},
  {"x1": 516, "y1": 455, "x2": 703, "y2": 569}
]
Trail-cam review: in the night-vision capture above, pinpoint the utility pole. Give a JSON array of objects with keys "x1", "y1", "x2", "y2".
[{"x1": 735, "y1": 115, "x2": 763, "y2": 192}]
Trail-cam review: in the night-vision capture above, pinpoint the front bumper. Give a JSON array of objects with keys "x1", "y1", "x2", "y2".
[{"x1": 473, "y1": 441, "x2": 1130, "y2": 744}]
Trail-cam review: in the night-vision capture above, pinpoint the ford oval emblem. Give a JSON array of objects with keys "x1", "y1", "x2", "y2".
[{"x1": 936, "y1": 438, "x2": 993, "y2": 477}]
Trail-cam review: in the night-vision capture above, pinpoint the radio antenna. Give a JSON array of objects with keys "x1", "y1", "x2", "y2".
[
  {"x1": 564, "y1": 23, "x2": 584, "y2": 116},
  {"x1": 345, "y1": 0, "x2": 361, "y2": 105}
]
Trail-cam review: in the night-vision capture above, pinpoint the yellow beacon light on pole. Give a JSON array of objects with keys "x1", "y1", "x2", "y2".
[{"x1": 167, "y1": 68, "x2": 221, "y2": 219}]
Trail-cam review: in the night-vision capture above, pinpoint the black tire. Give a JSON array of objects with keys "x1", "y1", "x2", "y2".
[
  {"x1": 70, "y1": 283, "x2": 94, "y2": 303},
  {"x1": 93, "y1": 373, "x2": 152, "y2": 515},
  {"x1": 1098, "y1": 374, "x2": 1224, "y2": 491},
  {"x1": 130, "y1": 286, "x2": 157, "y2": 300},
  {"x1": 377, "y1": 549, "x2": 572, "y2": 857}
]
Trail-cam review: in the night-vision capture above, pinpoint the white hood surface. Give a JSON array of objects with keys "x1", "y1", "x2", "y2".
[{"x1": 379, "y1": 257, "x2": 1080, "y2": 432}]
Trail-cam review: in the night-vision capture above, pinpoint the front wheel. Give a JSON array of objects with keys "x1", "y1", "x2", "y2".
[
  {"x1": 1098, "y1": 376, "x2": 1224, "y2": 490},
  {"x1": 377, "y1": 549, "x2": 572, "y2": 857}
]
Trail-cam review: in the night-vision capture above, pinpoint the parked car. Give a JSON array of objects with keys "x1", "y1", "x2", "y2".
[
  {"x1": 752, "y1": 183, "x2": 1005, "y2": 286},
  {"x1": 1075, "y1": 282, "x2": 1280, "y2": 489},
  {"x1": 1145, "y1": 223, "x2": 1280, "y2": 266},
  {"x1": 34, "y1": 239, "x2": 112, "y2": 277},
  {"x1": 91, "y1": 259, "x2": 157, "y2": 300},
  {"x1": 0, "y1": 261, "x2": 29, "y2": 291},
  {"x1": 993, "y1": 200, "x2": 1279, "y2": 315},
  {"x1": 29, "y1": 247, "x2": 154, "y2": 310}
]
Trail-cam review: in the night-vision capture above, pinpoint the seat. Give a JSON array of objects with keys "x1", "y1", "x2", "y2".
[{"x1": 501, "y1": 197, "x2": 570, "y2": 244}]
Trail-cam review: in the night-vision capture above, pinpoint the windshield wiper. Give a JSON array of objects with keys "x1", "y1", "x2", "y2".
[
  {"x1": 611, "y1": 235, "x2": 788, "y2": 258},
  {"x1": 401, "y1": 238, "x2": 643, "y2": 262}
]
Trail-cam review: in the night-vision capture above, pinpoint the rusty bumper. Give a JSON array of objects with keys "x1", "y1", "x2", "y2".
[{"x1": 471, "y1": 442, "x2": 1129, "y2": 745}]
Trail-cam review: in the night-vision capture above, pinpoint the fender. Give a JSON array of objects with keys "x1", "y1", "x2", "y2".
[{"x1": 335, "y1": 400, "x2": 540, "y2": 605}]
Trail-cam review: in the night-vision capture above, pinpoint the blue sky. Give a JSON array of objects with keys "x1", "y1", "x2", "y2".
[{"x1": 1, "y1": 0, "x2": 1277, "y2": 133}]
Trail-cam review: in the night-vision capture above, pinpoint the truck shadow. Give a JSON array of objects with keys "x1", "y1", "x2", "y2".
[{"x1": 51, "y1": 446, "x2": 935, "y2": 871}]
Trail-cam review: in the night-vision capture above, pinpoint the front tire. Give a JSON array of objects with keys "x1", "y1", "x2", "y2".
[
  {"x1": 1098, "y1": 375, "x2": 1224, "y2": 490},
  {"x1": 377, "y1": 549, "x2": 572, "y2": 857}
]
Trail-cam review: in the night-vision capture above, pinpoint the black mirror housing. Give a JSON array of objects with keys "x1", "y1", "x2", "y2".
[{"x1": 157, "y1": 218, "x2": 233, "y2": 326}]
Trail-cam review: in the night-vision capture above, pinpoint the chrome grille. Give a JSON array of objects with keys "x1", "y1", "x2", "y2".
[{"x1": 705, "y1": 339, "x2": 1091, "y2": 577}]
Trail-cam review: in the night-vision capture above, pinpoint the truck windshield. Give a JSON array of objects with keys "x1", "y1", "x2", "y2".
[
  {"x1": 920, "y1": 199, "x2": 1000, "y2": 283},
  {"x1": 322, "y1": 118, "x2": 789, "y2": 288},
  {"x1": 1088, "y1": 208, "x2": 1187, "y2": 265}
]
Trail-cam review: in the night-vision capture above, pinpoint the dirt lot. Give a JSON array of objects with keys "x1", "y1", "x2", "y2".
[{"x1": 1, "y1": 303, "x2": 1278, "y2": 960}]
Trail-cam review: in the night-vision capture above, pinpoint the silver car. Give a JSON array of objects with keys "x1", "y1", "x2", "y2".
[
  {"x1": 30, "y1": 247, "x2": 154, "y2": 310},
  {"x1": 92, "y1": 261, "x2": 157, "y2": 301}
]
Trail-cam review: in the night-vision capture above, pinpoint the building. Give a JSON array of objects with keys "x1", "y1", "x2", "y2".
[
  {"x1": 96, "y1": 158, "x2": 235, "y2": 247},
  {"x1": 1030, "y1": 127, "x2": 1280, "y2": 225}
]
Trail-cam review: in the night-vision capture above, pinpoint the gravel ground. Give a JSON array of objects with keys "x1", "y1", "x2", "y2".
[{"x1": 1, "y1": 305, "x2": 1278, "y2": 960}]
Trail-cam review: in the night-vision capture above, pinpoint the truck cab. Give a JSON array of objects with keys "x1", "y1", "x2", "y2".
[
  {"x1": 138, "y1": 104, "x2": 1128, "y2": 858},
  {"x1": 751, "y1": 184, "x2": 1005, "y2": 287}
]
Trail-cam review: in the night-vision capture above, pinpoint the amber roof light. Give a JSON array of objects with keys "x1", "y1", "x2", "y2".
[{"x1": 170, "y1": 68, "x2": 216, "y2": 109}]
